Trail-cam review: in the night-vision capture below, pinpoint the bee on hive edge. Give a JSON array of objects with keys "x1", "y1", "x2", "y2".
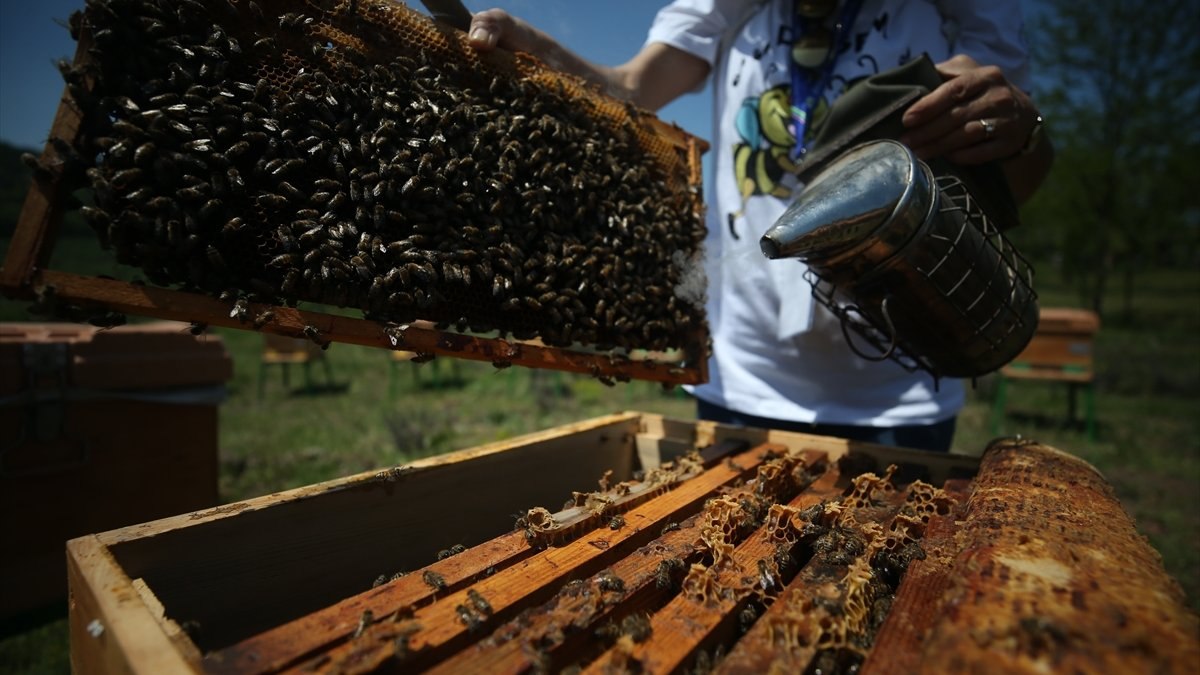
[
  {"x1": 466, "y1": 589, "x2": 493, "y2": 617},
  {"x1": 421, "y1": 570, "x2": 447, "y2": 592}
]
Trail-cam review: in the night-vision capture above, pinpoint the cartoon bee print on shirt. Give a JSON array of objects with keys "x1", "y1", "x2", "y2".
[{"x1": 728, "y1": 86, "x2": 831, "y2": 240}]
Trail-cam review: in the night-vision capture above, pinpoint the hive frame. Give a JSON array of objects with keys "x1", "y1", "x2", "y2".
[{"x1": 0, "y1": 9, "x2": 710, "y2": 386}]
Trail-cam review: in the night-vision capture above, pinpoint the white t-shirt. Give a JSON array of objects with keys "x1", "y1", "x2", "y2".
[{"x1": 647, "y1": 0, "x2": 1030, "y2": 426}]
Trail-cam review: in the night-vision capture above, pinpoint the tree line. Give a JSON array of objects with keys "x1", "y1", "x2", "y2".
[{"x1": 1017, "y1": 0, "x2": 1200, "y2": 317}]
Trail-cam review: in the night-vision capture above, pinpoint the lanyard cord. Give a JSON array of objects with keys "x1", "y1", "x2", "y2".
[{"x1": 790, "y1": 0, "x2": 864, "y2": 159}]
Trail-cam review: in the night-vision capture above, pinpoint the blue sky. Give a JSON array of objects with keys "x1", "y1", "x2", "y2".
[
  {"x1": 0, "y1": 0, "x2": 1042, "y2": 152},
  {"x1": 0, "y1": 0, "x2": 712, "y2": 151}
]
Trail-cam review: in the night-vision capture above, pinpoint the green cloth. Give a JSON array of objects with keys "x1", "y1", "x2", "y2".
[{"x1": 797, "y1": 54, "x2": 1020, "y2": 232}]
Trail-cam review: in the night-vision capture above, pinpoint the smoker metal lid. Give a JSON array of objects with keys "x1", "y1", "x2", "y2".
[{"x1": 760, "y1": 140, "x2": 934, "y2": 263}]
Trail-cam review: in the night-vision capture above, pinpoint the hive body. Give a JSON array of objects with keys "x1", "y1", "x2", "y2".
[{"x1": 64, "y1": 414, "x2": 1199, "y2": 674}]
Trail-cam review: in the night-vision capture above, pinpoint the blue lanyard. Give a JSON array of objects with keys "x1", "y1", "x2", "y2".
[{"x1": 790, "y1": 0, "x2": 864, "y2": 159}]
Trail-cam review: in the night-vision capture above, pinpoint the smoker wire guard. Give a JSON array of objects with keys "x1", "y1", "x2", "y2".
[
  {"x1": 787, "y1": 56, "x2": 1039, "y2": 385},
  {"x1": 801, "y1": 170, "x2": 1039, "y2": 384}
]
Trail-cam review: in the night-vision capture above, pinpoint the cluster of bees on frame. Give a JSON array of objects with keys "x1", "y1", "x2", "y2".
[{"x1": 55, "y1": 0, "x2": 706, "y2": 352}]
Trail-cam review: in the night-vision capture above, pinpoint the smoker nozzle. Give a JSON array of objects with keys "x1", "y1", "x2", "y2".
[{"x1": 759, "y1": 140, "x2": 932, "y2": 265}]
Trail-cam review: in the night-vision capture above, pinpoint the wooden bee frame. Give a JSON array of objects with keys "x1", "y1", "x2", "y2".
[{"x1": 0, "y1": 3, "x2": 710, "y2": 386}]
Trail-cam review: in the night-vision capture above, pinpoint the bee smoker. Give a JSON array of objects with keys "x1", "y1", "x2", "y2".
[{"x1": 760, "y1": 139, "x2": 1038, "y2": 380}]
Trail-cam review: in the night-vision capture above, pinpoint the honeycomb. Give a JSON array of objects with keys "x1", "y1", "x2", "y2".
[
  {"x1": 57, "y1": 0, "x2": 707, "y2": 353},
  {"x1": 904, "y1": 441, "x2": 1200, "y2": 674}
]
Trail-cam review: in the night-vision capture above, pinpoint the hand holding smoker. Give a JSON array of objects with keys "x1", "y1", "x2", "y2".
[{"x1": 760, "y1": 139, "x2": 1039, "y2": 382}]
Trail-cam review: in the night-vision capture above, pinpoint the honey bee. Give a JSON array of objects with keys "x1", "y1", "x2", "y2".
[
  {"x1": 466, "y1": 589, "x2": 492, "y2": 617},
  {"x1": 596, "y1": 570, "x2": 625, "y2": 593},
  {"x1": 111, "y1": 168, "x2": 143, "y2": 189},
  {"x1": 228, "y1": 297, "x2": 249, "y2": 322},
  {"x1": 757, "y1": 559, "x2": 779, "y2": 592},
  {"x1": 302, "y1": 325, "x2": 330, "y2": 350},
  {"x1": 738, "y1": 604, "x2": 759, "y2": 634},
  {"x1": 421, "y1": 570, "x2": 447, "y2": 592},
  {"x1": 455, "y1": 603, "x2": 483, "y2": 633},
  {"x1": 20, "y1": 152, "x2": 54, "y2": 182},
  {"x1": 252, "y1": 309, "x2": 276, "y2": 330},
  {"x1": 401, "y1": 175, "x2": 420, "y2": 196},
  {"x1": 257, "y1": 193, "x2": 289, "y2": 209},
  {"x1": 272, "y1": 159, "x2": 304, "y2": 176},
  {"x1": 353, "y1": 610, "x2": 373, "y2": 639},
  {"x1": 620, "y1": 613, "x2": 652, "y2": 643},
  {"x1": 199, "y1": 198, "x2": 224, "y2": 222},
  {"x1": 277, "y1": 181, "x2": 305, "y2": 203},
  {"x1": 653, "y1": 558, "x2": 685, "y2": 591}
]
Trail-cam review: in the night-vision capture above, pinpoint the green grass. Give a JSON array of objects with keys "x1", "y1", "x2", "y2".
[
  {"x1": 2, "y1": 234, "x2": 1197, "y2": 672},
  {"x1": 215, "y1": 330, "x2": 698, "y2": 502}
]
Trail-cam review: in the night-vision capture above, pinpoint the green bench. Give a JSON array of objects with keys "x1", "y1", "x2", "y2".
[{"x1": 991, "y1": 308, "x2": 1101, "y2": 441}]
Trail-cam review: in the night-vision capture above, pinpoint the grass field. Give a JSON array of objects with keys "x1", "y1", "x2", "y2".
[{"x1": 2, "y1": 232, "x2": 1197, "y2": 672}]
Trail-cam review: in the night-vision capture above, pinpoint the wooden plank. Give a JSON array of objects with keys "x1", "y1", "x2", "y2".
[
  {"x1": 427, "y1": 449, "x2": 829, "y2": 675},
  {"x1": 293, "y1": 442, "x2": 783, "y2": 673},
  {"x1": 445, "y1": 514, "x2": 712, "y2": 675},
  {"x1": 67, "y1": 535, "x2": 199, "y2": 675},
  {"x1": 635, "y1": 412, "x2": 711, "y2": 468},
  {"x1": 35, "y1": 271, "x2": 705, "y2": 385},
  {"x1": 583, "y1": 467, "x2": 845, "y2": 674}
]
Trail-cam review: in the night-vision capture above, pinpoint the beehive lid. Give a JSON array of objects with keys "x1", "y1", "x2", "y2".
[{"x1": 0, "y1": 321, "x2": 232, "y2": 393}]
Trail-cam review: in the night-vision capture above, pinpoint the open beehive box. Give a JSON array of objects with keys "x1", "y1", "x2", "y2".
[
  {"x1": 67, "y1": 412, "x2": 1198, "y2": 674},
  {"x1": 1, "y1": 0, "x2": 709, "y2": 385}
]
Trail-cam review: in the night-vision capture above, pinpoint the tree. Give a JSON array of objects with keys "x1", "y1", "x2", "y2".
[{"x1": 1023, "y1": 0, "x2": 1200, "y2": 317}]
